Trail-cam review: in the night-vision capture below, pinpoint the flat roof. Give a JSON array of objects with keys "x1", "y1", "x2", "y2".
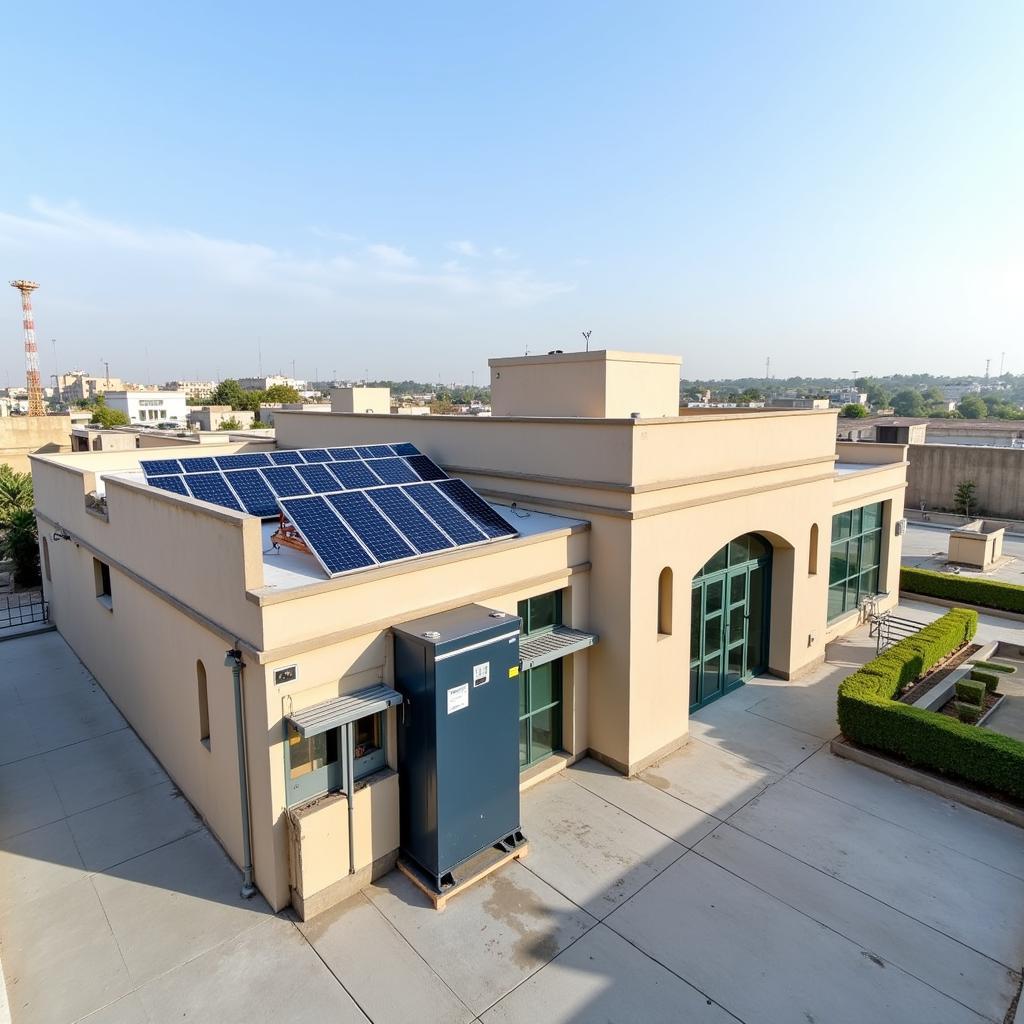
[{"x1": 260, "y1": 502, "x2": 586, "y2": 593}]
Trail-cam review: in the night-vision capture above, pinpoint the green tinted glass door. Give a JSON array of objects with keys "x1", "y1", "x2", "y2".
[{"x1": 690, "y1": 537, "x2": 771, "y2": 711}]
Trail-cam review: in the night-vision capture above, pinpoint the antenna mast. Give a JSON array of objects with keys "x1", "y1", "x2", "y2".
[{"x1": 10, "y1": 280, "x2": 45, "y2": 416}]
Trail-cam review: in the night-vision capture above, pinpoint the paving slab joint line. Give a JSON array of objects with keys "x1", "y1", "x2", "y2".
[
  {"x1": 358, "y1": 890, "x2": 480, "y2": 1021},
  {"x1": 562, "y1": 770, "x2": 723, "y2": 849},
  {"x1": 508, "y1": 849, "x2": 744, "y2": 1022},
  {"x1": 717, "y1": 817, "x2": 1021, "y2": 974},
  {"x1": 686, "y1": 844, "x2": 1006, "y2": 1022},
  {"x1": 784, "y1": 772, "x2": 1024, "y2": 883}
]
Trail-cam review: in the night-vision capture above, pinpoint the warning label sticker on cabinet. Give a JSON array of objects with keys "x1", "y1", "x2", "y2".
[
  {"x1": 473, "y1": 662, "x2": 490, "y2": 687},
  {"x1": 447, "y1": 683, "x2": 470, "y2": 714}
]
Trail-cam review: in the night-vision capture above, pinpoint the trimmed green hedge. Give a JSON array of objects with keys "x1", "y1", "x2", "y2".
[
  {"x1": 901, "y1": 567, "x2": 1024, "y2": 614},
  {"x1": 970, "y1": 669, "x2": 1000, "y2": 694},
  {"x1": 838, "y1": 607, "x2": 1024, "y2": 801}
]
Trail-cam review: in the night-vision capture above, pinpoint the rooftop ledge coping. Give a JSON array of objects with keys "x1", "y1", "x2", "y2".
[{"x1": 271, "y1": 407, "x2": 841, "y2": 426}]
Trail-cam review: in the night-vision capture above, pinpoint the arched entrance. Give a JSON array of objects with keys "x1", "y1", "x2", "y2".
[{"x1": 689, "y1": 534, "x2": 772, "y2": 710}]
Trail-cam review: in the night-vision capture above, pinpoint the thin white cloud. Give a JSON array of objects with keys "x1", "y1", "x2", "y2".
[
  {"x1": 0, "y1": 199, "x2": 571, "y2": 311},
  {"x1": 450, "y1": 240, "x2": 478, "y2": 257},
  {"x1": 367, "y1": 243, "x2": 417, "y2": 269}
]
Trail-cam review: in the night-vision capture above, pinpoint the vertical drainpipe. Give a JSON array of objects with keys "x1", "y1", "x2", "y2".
[
  {"x1": 344, "y1": 723, "x2": 356, "y2": 875},
  {"x1": 225, "y1": 648, "x2": 257, "y2": 899}
]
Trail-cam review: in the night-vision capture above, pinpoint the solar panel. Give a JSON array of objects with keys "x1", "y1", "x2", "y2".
[
  {"x1": 279, "y1": 496, "x2": 374, "y2": 575},
  {"x1": 299, "y1": 448, "x2": 333, "y2": 463},
  {"x1": 223, "y1": 470, "x2": 278, "y2": 517},
  {"x1": 295, "y1": 463, "x2": 340, "y2": 493},
  {"x1": 140, "y1": 458, "x2": 182, "y2": 477},
  {"x1": 435, "y1": 479, "x2": 517, "y2": 539},
  {"x1": 407, "y1": 455, "x2": 448, "y2": 481},
  {"x1": 368, "y1": 456, "x2": 419, "y2": 485},
  {"x1": 403, "y1": 482, "x2": 486, "y2": 545},
  {"x1": 148, "y1": 475, "x2": 188, "y2": 496},
  {"x1": 358, "y1": 444, "x2": 396, "y2": 458},
  {"x1": 269, "y1": 450, "x2": 304, "y2": 465},
  {"x1": 367, "y1": 487, "x2": 454, "y2": 554},
  {"x1": 185, "y1": 473, "x2": 243, "y2": 511},
  {"x1": 326, "y1": 492, "x2": 416, "y2": 563},
  {"x1": 327, "y1": 447, "x2": 361, "y2": 461},
  {"x1": 390, "y1": 442, "x2": 420, "y2": 457},
  {"x1": 215, "y1": 453, "x2": 272, "y2": 470},
  {"x1": 327, "y1": 460, "x2": 382, "y2": 490},
  {"x1": 262, "y1": 466, "x2": 312, "y2": 497},
  {"x1": 178, "y1": 457, "x2": 218, "y2": 474}
]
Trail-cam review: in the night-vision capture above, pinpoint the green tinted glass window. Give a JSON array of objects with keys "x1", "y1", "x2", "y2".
[{"x1": 827, "y1": 502, "x2": 885, "y2": 620}]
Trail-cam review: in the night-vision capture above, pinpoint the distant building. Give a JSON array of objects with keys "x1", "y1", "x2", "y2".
[
  {"x1": 165, "y1": 380, "x2": 216, "y2": 401},
  {"x1": 57, "y1": 371, "x2": 127, "y2": 404},
  {"x1": 768, "y1": 397, "x2": 831, "y2": 410},
  {"x1": 236, "y1": 375, "x2": 306, "y2": 392},
  {"x1": 105, "y1": 390, "x2": 187, "y2": 426},
  {"x1": 829, "y1": 389, "x2": 868, "y2": 408},
  {"x1": 187, "y1": 406, "x2": 256, "y2": 431}
]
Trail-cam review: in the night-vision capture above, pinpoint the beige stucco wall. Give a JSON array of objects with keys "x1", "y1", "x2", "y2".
[
  {"x1": 0, "y1": 415, "x2": 72, "y2": 473},
  {"x1": 330, "y1": 388, "x2": 391, "y2": 414},
  {"x1": 489, "y1": 350, "x2": 681, "y2": 418},
  {"x1": 906, "y1": 443, "x2": 1024, "y2": 519}
]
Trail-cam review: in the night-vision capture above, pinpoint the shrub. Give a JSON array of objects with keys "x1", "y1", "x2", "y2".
[
  {"x1": 970, "y1": 669, "x2": 1000, "y2": 694},
  {"x1": 0, "y1": 507, "x2": 41, "y2": 587},
  {"x1": 974, "y1": 660, "x2": 1015, "y2": 674},
  {"x1": 954, "y1": 679, "x2": 985, "y2": 706},
  {"x1": 900, "y1": 567, "x2": 1024, "y2": 615},
  {"x1": 955, "y1": 702, "x2": 982, "y2": 724},
  {"x1": 838, "y1": 607, "x2": 1024, "y2": 802}
]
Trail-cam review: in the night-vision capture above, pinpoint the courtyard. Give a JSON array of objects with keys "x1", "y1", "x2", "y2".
[{"x1": 0, "y1": 615, "x2": 1021, "y2": 1023}]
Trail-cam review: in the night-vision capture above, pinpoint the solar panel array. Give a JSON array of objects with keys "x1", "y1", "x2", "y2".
[{"x1": 139, "y1": 444, "x2": 518, "y2": 578}]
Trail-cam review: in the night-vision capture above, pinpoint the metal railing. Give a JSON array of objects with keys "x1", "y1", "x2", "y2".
[
  {"x1": 868, "y1": 609, "x2": 924, "y2": 654},
  {"x1": 0, "y1": 591, "x2": 49, "y2": 630}
]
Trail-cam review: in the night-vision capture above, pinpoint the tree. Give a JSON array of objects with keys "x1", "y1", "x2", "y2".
[
  {"x1": 841, "y1": 403, "x2": 868, "y2": 418},
  {"x1": 953, "y1": 480, "x2": 977, "y2": 518},
  {"x1": 90, "y1": 407, "x2": 131, "y2": 428},
  {"x1": 429, "y1": 397, "x2": 457, "y2": 415},
  {"x1": 209, "y1": 379, "x2": 245, "y2": 409},
  {"x1": 218, "y1": 416, "x2": 242, "y2": 431},
  {"x1": 263, "y1": 384, "x2": 302, "y2": 404},
  {"x1": 0, "y1": 466, "x2": 33, "y2": 527},
  {"x1": 957, "y1": 395, "x2": 988, "y2": 419},
  {"x1": 891, "y1": 389, "x2": 925, "y2": 417},
  {"x1": 0, "y1": 507, "x2": 40, "y2": 587}
]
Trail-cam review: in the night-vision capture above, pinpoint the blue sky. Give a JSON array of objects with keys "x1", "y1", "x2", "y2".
[{"x1": 1, "y1": 1, "x2": 1021, "y2": 387}]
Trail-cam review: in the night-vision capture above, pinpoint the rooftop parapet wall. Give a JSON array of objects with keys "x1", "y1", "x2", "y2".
[{"x1": 274, "y1": 407, "x2": 844, "y2": 498}]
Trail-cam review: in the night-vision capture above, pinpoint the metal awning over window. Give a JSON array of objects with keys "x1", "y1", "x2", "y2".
[
  {"x1": 287, "y1": 684, "x2": 403, "y2": 738},
  {"x1": 520, "y1": 626, "x2": 598, "y2": 671}
]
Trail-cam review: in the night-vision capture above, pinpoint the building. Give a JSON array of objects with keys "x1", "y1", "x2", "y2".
[
  {"x1": 165, "y1": 380, "x2": 216, "y2": 401},
  {"x1": 104, "y1": 390, "x2": 188, "y2": 426},
  {"x1": 31, "y1": 349, "x2": 907, "y2": 920},
  {"x1": 259, "y1": 403, "x2": 330, "y2": 427},
  {"x1": 57, "y1": 371, "x2": 128, "y2": 404},
  {"x1": 236, "y1": 375, "x2": 306, "y2": 392},
  {"x1": 769, "y1": 397, "x2": 831, "y2": 410},
  {"x1": 330, "y1": 387, "x2": 392, "y2": 414},
  {"x1": 186, "y1": 406, "x2": 256, "y2": 431},
  {"x1": 829, "y1": 389, "x2": 868, "y2": 408}
]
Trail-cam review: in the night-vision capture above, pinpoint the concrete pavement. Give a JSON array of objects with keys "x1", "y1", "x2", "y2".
[{"x1": 1, "y1": 623, "x2": 1022, "y2": 1023}]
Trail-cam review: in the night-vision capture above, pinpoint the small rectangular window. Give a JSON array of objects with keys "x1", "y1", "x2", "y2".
[
  {"x1": 93, "y1": 558, "x2": 112, "y2": 610},
  {"x1": 354, "y1": 712, "x2": 386, "y2": 780}
]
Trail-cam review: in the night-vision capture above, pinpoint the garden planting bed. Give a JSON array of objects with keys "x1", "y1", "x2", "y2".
[{"x1": 898, "y1": 643, "x2": 981, "y2": 705}]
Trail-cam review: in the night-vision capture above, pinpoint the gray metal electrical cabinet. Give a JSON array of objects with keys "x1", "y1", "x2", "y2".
[{"x1": 393, "y1": 604, "x2": 524, "y2": 890}]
